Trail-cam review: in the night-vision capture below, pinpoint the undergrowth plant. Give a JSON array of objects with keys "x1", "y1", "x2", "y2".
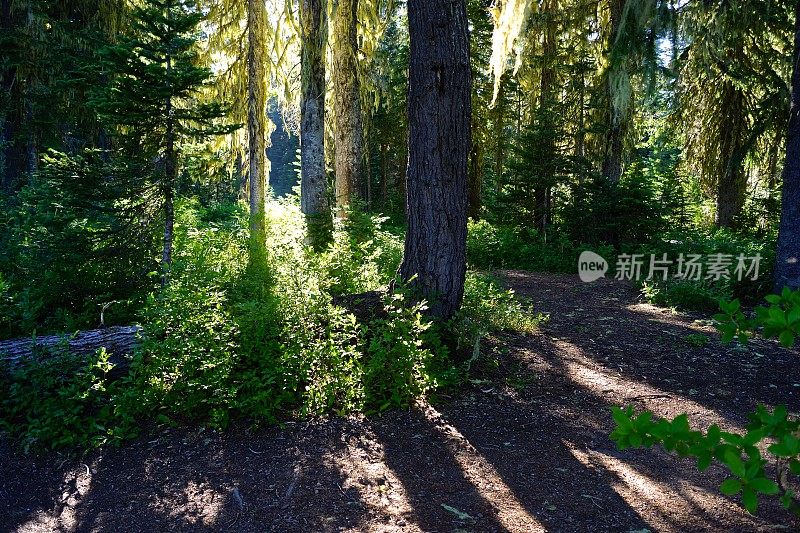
[
  {"x1": 612, "y1": 287, "x2": 800, "y2": 518},
  {"x1": 0, "y1": 199, "x2": 543, "y2": 451}
]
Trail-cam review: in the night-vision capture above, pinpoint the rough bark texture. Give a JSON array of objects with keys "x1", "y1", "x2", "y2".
[
  {"x1": 247, "y1": 0, "x2": 268, "y2": 251},
  {"x1": 400, "y1": 0, "x2": 471, "y2": 320},
  {"x1": 332, "y1": 0, "x2": 364, "y2": 213},
  {"x1": 300, "y1": 0, "x2": 330, "y2": 246},
  {"x1": 0, "y1": 326, "x2": 141, "y2": 378},
  {"x1": 775, "y1": 0, "x2": 800, "y2": 291}
]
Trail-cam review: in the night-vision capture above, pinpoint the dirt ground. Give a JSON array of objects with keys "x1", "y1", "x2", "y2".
[{"x1": 2, "y1": 271, "x2": 799, "y2": 532}]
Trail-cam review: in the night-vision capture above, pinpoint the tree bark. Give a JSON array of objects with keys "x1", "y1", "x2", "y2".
[
  {"x1": 775, "y1": 0, "x2": 800, "y2": 291},
  {"x1": 300, "y1": 0, "x2": 330, "y2": 247},
  {"x1": 399, "y1": 0, "x2": 471, "y2": 320},
  {"x1": 332, "y1": 0, "x2": 364, "y2": 214},
  {"x1": 247, "y1": 0, "x2": 268, "y2": 254},
  {"x1": 0, "y1": 326, "x2": 141, "y2": 379},
  {"x1": 602, "y1": 0, "x2": 626, "y2": 184}
]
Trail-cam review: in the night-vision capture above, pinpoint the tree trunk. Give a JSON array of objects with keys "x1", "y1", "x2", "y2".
[
  {"x1": 300, "y1": 0, "x2": 330, "y2": 247},
  {"x1": 399, "y1": 0, "x2": 471, "y2": 320},
  {"x1": 775, "y1": 0, "x2": 800, "y2": 291},
  {"x1": 536, "y1": 0, "x2": 557, "y2": 232},
  {"x1": 162, "y1": 54, "x2": 175, "y2": 286},
  {"x1": 332, "y1": 0, "x2": 364, "y2": 214},
  {"x1": 467, "y1": 125, "x2": 483, "y2": 220},
  {"x1": 0, "y1": 326, "x2": 141, "y2": 380},
  {"x1": 493, "y1": 80, "x2": 506, "y2": 194},
  {"x1": 247, "y1": 0, "x2": 268, "y2": 254},
  {"x1": 715, "y1": 81, "x2": 749, "y2": 228},
  {"x1": 602, "y1": 0, "x2": 626, "y2": 184},
  {"x1": 380, "y1": 143, "x2": 388, "y2": 205}
]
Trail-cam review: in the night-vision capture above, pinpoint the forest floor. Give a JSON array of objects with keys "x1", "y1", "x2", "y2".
[{"x1": 2, "y1": 271, "x2": 799, "y2": 532}]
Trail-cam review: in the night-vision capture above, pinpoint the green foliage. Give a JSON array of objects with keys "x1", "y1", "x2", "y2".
[
  {"x1": 611, "y1": 405, "x2": 800, "y2": 516},
  {"x1": 363, "y1": 293, "x2": 441, "y2": 411},
  {"x1": 636, "y1": 228, "x2": 774, "y2": 311},
  {"x1": 1, "y1": 150, "x2": 156, "y2": 338},
  {"x1": 0, "y1": 347, "x2": 129, "y2": 452},
  {"x1": 466, "y1": 219, "x2": 615, "y2": 274},
  {"x1": 715, "y1": 287, "x2": 800, "y2": 348}
]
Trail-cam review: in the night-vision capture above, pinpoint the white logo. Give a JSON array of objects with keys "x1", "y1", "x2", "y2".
[{"x1": 579, "y1": 251, "x2": 608, "y2": 283}]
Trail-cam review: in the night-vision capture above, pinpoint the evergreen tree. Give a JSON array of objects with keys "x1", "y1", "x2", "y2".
[{"x1": 90, "y1": 0, "x2": 234, "y2": 282}]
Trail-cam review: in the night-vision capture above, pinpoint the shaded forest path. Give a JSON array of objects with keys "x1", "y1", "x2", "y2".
[{"x1": 2, "y1": 272, "x2": 798, "y2": 532}]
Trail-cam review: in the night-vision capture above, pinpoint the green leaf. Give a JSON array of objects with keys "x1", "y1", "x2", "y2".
[
  {"x1": 749, "y1": 478, "x2": 779, "y2": 495},
  {"x1": 779, "y1": 329, "x2": 795, "y2": 348},
  {"x1": 724, "y1": 450, "x2": 746, "y2": 478},
  {"x1": 720, "y1": 478, "x2": 742, "y2": 496},
  {"x1": 741, "y1": 488, "x2": 758, "y2": 514},
  {"x1": 765, "y1": 294, "x2": 782, "y2": 305}
]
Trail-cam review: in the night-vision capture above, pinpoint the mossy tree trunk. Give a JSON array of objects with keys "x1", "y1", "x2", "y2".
[
  {"x1": 332, "y1": 0, "x2": 364, "y2": 214},
  {"x1": 300, "y1": 0, "x2": 330, "y2": 248}
]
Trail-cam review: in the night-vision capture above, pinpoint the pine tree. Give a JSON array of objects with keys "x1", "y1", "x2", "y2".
[{"x1": 90, "y1": 0, "x2": 234, "y2": 282}]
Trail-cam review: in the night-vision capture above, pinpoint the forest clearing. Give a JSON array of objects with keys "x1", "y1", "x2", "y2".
[{"x1": 2, "y1": 0, "x2": 800, "y2": 531}]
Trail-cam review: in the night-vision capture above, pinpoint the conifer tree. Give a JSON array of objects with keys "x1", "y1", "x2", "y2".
[{"x1": 91, "y1": 0, "x2": 234, "y2": 283}]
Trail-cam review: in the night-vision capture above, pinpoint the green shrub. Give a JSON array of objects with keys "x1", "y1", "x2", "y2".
[
  {"x1": 363, "y1": 292, "x2": 442, "y2": 411},
  {"x1": 0, "y1": 347, "x2": 126, "y2": 452}
]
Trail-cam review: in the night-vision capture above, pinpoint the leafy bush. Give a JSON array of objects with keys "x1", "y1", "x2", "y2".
[
  {"x1": 466, "y1": 219, "x2": 614, "y2": 274},
  {"x1": 0, "y1": 347, "x2": 126, "y2": 452},
  {"x1": 634, "y1": 228, "x2": 775, "y2": 311},
  {"x1": 715, "y1": 287, "x2": 800, "y2": 347}
]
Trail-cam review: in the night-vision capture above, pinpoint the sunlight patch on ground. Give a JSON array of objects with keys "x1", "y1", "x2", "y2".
[
  {"x1": 421, "y1": 404, "x2": 546, "y2": 532},
  {"x1": 327, "y1": 424, "x2": 422, "y2": 532},
  {"x1": 148, "y1": 480, "x2": 225, "y2": 528},
  {"x1": 16, "y1": 461, "x2": 97, "y2": 533},
  {"x1": 568, "y1": 445, "x2": 755, "y2": 533},
  {"x1": 624, "y1": 303, "x2": 712, "y2": 333},
  {"x1": 554, "y1": 337, "x2": 744, "y2": 432}
]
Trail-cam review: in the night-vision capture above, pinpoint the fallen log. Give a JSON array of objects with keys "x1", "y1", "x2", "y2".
[{"x1": 0, "y1": 325, "x2": 142, "y2": 378}]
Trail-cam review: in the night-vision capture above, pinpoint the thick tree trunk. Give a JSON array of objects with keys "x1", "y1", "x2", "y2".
[
  {"x1": 775, "y1": 0, "x2": 800, "y2": 291},
  {"x1": 332, "y1": 0, "x2": 364, "y2": 214},
  {"x1": 0, "y1": 326, "x2": 141, "y2": 379},
  {"x1": 247, "y1": 0, "x2": 268, "y2": 254},
  {"x1": 300, "y1": 0, "x2": 330, "y2": 247},
  {"x1": 399, "y1": 0, "x2": 471, "y2": 320}
]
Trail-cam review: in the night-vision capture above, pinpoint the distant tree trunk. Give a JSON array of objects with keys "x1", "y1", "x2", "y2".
[
  {"x1": 775, "y1": 0, "x2": 800, "y2": 291},
  {"x1": 602, "y1": 0, "x2": 625, "y2": 184},
  {"x1": 332, "y1": 0, "x2": 364, "y2": 214},
  {"x1": 162, "y1": 56, "x2": 175, "y2": 285},
  {"x1": 715, "y1": 81, "x2": 749, "y2": 228},
  {"x1": 536, "y1": 0, "x2": 556, "y2": 232},
  {"x1": 493, "y1": 81, "x2": 506, "y2": 194},
  {"x1": 380, "y1": 143, "x2": 388, "y2": 205},
  {"x1": 0, "y1": 0, "x2": 16, "y2": 191},
  {"x1": 399, "y1": 0, "x2": 471, "y2": 320},
  {"x1": 247, "y1": 0, "x2": 268, "y2": 254},
  {"x1": 300, "y1": 0, "x2": 330, "y2": 247},
  {"x1": 467, "y1": 123, "x2": 483, "y2": 220}
]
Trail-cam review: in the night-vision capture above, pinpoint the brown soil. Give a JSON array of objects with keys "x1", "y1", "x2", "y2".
[{"x1": 2, "y1": 271, "x2": 799, "y2": 532}]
